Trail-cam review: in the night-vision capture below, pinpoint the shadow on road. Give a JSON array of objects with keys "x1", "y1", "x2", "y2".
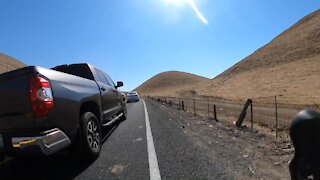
[
  {"x1": 0, "y1": 123, "x2": 120, "y2": 180},
  {"x1": 0, "y1": 156, "x2": 94, "y2": 180}
]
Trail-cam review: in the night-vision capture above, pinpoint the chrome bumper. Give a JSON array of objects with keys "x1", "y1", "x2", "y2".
[{"x1": 11, "y1": 128, "x2": 71, "y2": 156}]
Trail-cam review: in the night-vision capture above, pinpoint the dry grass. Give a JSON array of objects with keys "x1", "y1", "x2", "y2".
[
  {"x1": 199, "y1": 56, "x2": 320, "y2": 104},
  {"x1": 0, "y1": 53, "x2": 26, "y2": 74}
]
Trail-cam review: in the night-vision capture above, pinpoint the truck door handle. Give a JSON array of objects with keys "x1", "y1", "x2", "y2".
[{"x1": 100, "y1": 87, "x2": 106, "y2": 91}]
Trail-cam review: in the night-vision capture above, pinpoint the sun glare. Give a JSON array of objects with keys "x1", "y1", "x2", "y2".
[
  {"x1": 165, "y1": 0, "x2": 185, "y2": 6},
  {"x1": 164, "y1": 0, "x2": 209, "y2": 25}
]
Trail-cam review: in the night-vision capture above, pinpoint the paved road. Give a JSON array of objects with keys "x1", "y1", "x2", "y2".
[{"x1": 0, "y1": 99, "x2": 223, "y2": 180}]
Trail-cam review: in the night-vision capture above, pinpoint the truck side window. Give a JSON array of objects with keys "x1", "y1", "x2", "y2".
[
  {"x1": 95, "y1": 69, "x2": 109, "y2": 85},
  {"x1": 104, "y1": 74, "x2": 116, "y2": 88}
]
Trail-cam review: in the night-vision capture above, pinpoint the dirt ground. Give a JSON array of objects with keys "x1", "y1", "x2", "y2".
[{"x1": 150, "y1": 98, "x2": 294, "y2": 180}]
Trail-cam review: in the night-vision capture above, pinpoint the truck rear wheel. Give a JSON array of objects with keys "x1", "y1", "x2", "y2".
[{"x1": 78, "y1": 112, "x2": 101, "y2": 160}]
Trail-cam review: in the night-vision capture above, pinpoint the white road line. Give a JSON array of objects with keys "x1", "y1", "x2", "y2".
[{"x1": 143, "y1": 100, "x2": 162, "y2": 180}]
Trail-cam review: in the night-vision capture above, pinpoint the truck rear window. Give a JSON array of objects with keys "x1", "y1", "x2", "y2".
[{"x1": 52, "y1": 64, "x2": 94, "y2": 80}]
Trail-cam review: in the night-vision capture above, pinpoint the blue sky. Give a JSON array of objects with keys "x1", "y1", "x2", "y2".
[{"x1": 0, "y1": 1, "x2": 319, "y2": 91}]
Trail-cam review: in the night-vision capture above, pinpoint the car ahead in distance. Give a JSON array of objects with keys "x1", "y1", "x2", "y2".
[
  {"x1": 127, "y1": 91, "x2": 140, "y2": 103},
  {"x1": 0, "y1": 63, "x2": 127, "y2": 160}
]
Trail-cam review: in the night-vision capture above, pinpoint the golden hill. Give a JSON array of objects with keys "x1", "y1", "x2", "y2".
[
  {"x1": 135, "y1": 71, "x2": 210, "y2": 97},
  {"x1": 196, "y1": 9, "x2": 320, "y2": 105},
  {"x1": 0, "y1": 53, "x2": 26, "y2": 74}
]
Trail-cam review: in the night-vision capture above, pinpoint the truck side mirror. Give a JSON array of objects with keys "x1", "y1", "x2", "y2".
[{"x1": 116, "y1": 81, "x2": 123, "y2": 88}]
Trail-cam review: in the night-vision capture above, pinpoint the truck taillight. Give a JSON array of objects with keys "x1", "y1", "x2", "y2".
[{"x1": 29, "y1": 76, "x2": 54, "y2": 117}]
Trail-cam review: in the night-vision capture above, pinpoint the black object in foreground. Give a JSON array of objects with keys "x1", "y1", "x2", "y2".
[{"x1": 290, "y1": 109, "x2": 320, "y2": 180}]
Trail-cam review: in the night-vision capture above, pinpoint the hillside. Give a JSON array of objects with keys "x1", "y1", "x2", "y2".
[
  {"x1": 197, "y1": 9, "x2": 320, "y2": 105},
  {"x1": 135, "y1": 71, "x2": 210, "y2": 97},
  {"x1": 0, "y1": 53, "x2": 26, "y2": 73}
]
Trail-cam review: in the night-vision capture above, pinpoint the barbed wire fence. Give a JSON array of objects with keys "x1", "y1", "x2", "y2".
[{"x1": 146, "y1": 95, "x2": 320, "y2": 139}]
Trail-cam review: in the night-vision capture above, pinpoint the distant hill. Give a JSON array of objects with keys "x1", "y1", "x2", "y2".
[
  {"x1": 135, "y1": 71, "x2": 210, "y2": 97},
  {"x1": 0, "y1": 53, "x2": 26, "y2": 74},
  {"x1": 196, "y1": 9, "x2": 320, "y2": 105}
]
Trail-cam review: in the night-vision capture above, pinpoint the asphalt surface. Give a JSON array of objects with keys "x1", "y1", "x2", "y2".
[{"x1": 0, "y1": 99, "x2": 225, "y2": 180}]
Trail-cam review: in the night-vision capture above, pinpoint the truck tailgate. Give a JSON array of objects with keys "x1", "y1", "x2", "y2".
[{"x1": 0, "y1": 67, "x2": 36, "y2": 131}]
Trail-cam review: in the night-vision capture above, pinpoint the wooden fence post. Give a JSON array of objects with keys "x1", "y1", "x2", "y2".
[{"x1": 236, "y1": 99, "x2": 252, "y2": 127}]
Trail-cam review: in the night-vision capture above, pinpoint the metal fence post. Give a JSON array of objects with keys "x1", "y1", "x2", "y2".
[
  {"x1": 193, "y1": 98, "x2": 196, "y2": 115},
  {"x1": 213, "y1": 104, "x2": 218, "y2": 121},
  {"x1": 207, "y1": 98, "x2": 210, "y2": 117},
  {"x1": 275, "y1": 96, "x2": 278, "y2": 138},
  {"x1": 250, "y1": 101, "x2": 253, "y2": 129}
]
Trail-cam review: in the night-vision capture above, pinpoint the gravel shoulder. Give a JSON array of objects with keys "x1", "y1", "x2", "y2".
[{"x1": 146, "y1": 98, "x2": 293, "y2": 180}]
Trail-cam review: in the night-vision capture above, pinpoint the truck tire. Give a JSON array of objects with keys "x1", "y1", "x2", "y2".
[
  {"x1": 120, "y1": 105, "x2": 127, "y2": 121},
  {"x1": 79, "y1": 112, "x2": 102, "y2": 160}
]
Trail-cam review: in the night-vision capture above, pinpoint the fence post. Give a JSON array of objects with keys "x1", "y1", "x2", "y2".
[
  {"x1": 193, "y1": 98, "x2": 196, "y2": 115},
  {"x1": 275, "y1": 96, "x2": 278, "y2": 138},
  {"x1": 181, "y1": 100, "x2": 185, "y2": 110},
  {"x1": 164, "y1": 97, "x2": 167, "y2": 103},
  {"x1": 250, "y1": 101, "x2": 253, "y2": 129},
  {"x1": 179, "y1": 97, "x2": 181, "y2": 109},
  {"x1": 236, "y1": 99, "x2": 252, "y2": 127},
  {"x1": 213, "y1": 104, "x2": 217, "y2": 121},
  {"x1": 207, "y1": 98, "x2": 210, "y2": 117}
]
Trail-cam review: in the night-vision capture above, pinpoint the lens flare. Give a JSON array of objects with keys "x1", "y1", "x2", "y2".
[
  {"x1": 165, "y1": 0, "x2": 185, "y2": 6},
  {"x1": 165, "y1": 0, "x2": 209, "y2": 25}
]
